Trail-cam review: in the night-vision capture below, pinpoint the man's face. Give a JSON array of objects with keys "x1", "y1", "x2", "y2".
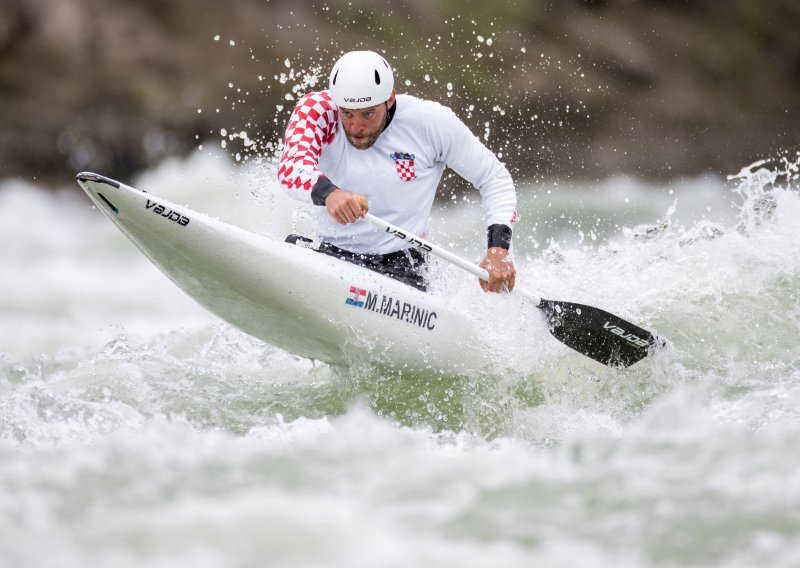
[{"x1": 340, "y1": 92, "x2": 395, "y2": 150}]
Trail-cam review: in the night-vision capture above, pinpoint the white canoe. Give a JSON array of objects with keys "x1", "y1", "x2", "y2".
[{"x1": 75, "y1": 173, "x2": 510, "y2": 375}]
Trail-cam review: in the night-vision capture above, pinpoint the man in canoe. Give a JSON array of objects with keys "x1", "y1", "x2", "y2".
[{"x1": 277, "y1": 50, "x2": 517, "y2": 293}]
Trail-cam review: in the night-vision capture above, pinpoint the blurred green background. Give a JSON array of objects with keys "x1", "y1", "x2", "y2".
[{"x1": 2, "y1": 0, "x2": 799, "y2": 184}]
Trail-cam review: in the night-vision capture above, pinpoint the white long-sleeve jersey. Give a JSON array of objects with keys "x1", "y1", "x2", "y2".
[{"x1": 277, "y1": 90, "x2": 517, "y2": 254}]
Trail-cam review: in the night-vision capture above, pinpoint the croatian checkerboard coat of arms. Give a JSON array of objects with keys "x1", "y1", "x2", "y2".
[{"x1": 390, "y1": 152, "x2": 417, "y2": 181}]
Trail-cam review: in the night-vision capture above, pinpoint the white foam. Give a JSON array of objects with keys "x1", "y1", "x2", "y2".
[{"x1": 3, "y1": 153, "x2": 800, "y2": 568}]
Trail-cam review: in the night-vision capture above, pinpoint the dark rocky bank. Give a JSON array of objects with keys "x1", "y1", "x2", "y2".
[{"x1": 1, "y1": 0, "x2": 799, "y2": 185}]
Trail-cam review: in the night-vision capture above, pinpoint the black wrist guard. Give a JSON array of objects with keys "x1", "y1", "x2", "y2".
[{"x1": 487, "y1": 224, "x2": 512, "y2": 250}]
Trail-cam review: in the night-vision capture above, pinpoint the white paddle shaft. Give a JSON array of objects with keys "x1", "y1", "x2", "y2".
[
  {"x1": 361, "y1": 213, "x2": 541, "y2": 304},
  {"x1": 363, "y1": 213, "x2": 488, "y2": 280}
]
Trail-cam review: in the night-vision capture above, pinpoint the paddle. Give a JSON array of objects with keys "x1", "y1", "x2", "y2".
[{"x1": 361, "y1": 213, "x2": 663, "y2": 368}]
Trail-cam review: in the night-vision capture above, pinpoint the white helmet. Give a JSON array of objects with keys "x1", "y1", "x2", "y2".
[{"x1": 329, "y1": 50, "x2": 394, "y2": 109}]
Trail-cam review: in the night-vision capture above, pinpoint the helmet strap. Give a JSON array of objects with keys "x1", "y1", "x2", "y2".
[{"x1": 381, "y1": 100, "x2": 397, "y2": 134}]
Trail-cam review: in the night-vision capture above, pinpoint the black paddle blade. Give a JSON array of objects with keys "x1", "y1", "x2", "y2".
[{"x1": 538, "y1": 299, "x2": 664, "y2": 368}]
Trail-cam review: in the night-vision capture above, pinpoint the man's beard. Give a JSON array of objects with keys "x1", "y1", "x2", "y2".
[
  {"x1": 345, "y1": 127, "x2": 383, "y2": 149},
  {"x1": 344, "y1": 110, "x2": 387, "y2": 150},
  {"x1": 345, "y1": 130, "x2": 380, "y2": 149}
]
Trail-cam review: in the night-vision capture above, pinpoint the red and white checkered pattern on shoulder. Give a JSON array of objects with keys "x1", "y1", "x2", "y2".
[{"x1": 277, "y1": 91, "x2": 339, "y2": 192}]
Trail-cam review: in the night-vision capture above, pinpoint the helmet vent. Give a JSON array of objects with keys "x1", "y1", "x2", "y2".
[
  {"x1": 374, "y1": 69, "x2": 381, "y2": 85},
  {"x1": 332, "y1": 69, "x2": 339, "y2": 85}
]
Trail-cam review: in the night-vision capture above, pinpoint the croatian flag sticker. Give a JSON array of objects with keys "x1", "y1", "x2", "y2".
[{"x1": 346, "y1": 286, "x2": 368, "y2": 308}]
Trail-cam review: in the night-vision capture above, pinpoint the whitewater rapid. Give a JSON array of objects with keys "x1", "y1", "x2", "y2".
[{"x1": 2, "y1": 151, "x2": 800, "y2": 567}]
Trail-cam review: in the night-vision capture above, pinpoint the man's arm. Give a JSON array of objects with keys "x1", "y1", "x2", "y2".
[
  {"x1": 427, "y1": 104, "x2": 518, "y2": 292},
  {"x1": 277, "y1": 91, "x2": 369, "y2": 224},
  {"x1": 276, "y1": 91, "x2": 339, "y2": 204}
]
